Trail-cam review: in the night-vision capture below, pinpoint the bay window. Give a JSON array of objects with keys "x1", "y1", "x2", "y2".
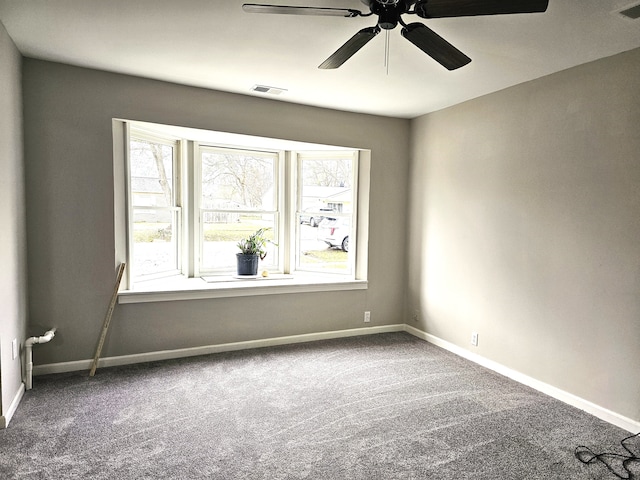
[{"x1": 114, "y1": 120, "x2": 368, "y2": 298}]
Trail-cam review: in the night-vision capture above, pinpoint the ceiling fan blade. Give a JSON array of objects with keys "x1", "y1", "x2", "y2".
[
  {"x1": 401, "y1": 23, "x2": 471, "y2": 70},
  {"x1": 242, "y1": 4, "x2": 361, "y2": 17},
  {"x1": 415, "y1": 0, "x2": 549, "y2": 18},
  {"x1": 318, "y1": 26, "x2": 380, "y2": 69}
]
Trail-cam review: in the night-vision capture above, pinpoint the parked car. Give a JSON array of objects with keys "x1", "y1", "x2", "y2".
[
  {"x1": 317, "y1": 217, "x2": 350, "y2": 252},
  {"x1": 300, "y1": 208, "x2": 335, "y2": 227}
]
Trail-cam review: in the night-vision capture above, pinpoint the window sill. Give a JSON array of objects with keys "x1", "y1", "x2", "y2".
[{"x1": 117, "y1": 274, "x2": 368, "y2": 304}]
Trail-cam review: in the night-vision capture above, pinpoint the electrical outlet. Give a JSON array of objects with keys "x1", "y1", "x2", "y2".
[
  {"x1": 412, "y1": 310, "x2": 419, "y2": 323},
  {"x1": 12, "y1": 338, "x2": 18, "y2": 360},
  {"x1": 364, "y1": 311, "x2": 371, "y2": 323},
  {"x1": 471, "y1": 332, "x2": 479, "y2": 347}
]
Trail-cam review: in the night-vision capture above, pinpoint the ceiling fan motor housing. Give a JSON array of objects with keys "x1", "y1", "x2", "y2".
[
  {"x1": 369, "y1": 0, "x2": 413, "y2": 29},
  {"x1": 360, "y1": 0, "x2": 418, "y2": 5},
  {"x1": 377, "y1": 7, "x2": 399, "y2": 29}
]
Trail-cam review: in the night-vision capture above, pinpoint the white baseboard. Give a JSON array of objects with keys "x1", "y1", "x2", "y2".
[
  {"x1": 33, "y1": 324, "x2": 406, "y2": 376},
  {"x1": 0, "y1": 382, "x2": 25, "y2": 429},
  {"x1": 403, "y1": 325, "x2": 640, "y2": 434}
]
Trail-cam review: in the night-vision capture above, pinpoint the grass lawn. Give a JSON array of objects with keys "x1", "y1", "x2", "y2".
[
  {"x1": 134, "y1": 221, "x2": 347, "y2": 267},
  {"x1": 134, "y1": 222, "x2": 272, "y2": 243},
  {"x1": 203, "y1": 223, "x2": 273, "y2": 242}
]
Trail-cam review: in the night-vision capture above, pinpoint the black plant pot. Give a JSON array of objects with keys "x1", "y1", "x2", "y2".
[{"x1": 236, "y1": 254, "x2": 259, "y2": 276}]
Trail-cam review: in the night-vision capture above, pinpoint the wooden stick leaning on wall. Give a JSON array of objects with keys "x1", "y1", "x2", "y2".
[{"x1": 89, "y1": 263, "x2": 126, "y2": 377}]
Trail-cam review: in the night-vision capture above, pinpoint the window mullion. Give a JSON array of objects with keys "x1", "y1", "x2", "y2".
[
  {"x1": 349, "y1": 150, "x2": 359, "y2": 276},
  {"x1": 123, "y1": 122, "x2": 134, "y2": 288},
  {"x1": 282, "y1": 151, "x2": 293, "y2": 274},
  {"x1": 190, "y1": 141, "x2": 200, "y2": 278}
]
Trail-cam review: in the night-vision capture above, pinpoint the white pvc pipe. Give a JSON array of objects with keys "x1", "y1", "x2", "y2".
[{"x1": 25, "y1": 328, "x2": 56, "y2": 390}]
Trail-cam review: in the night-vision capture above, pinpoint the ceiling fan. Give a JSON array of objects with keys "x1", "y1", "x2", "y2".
[{"x1": 242, "y1": 0, "x2": 549, "y2": 70}]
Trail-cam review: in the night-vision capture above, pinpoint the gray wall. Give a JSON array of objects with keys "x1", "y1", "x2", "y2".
[
  {"x1": 20, "y1": 43, "x2": 640, "y2": 424},
  {"x1": 0, "y1": 21, "x2": 27, "y2": 419},
  {"x1": 22, "y1": 59, "x2": 410, "y2": 365},
  {"x1": 408, "y1": 47, "x2": 640, "y2": 422}
]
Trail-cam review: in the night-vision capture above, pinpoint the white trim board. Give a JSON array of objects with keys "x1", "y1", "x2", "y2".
[
  {"x1": 403, "y1": 325, "x2": 640, "y2": 434},
  {"x1": 33, "y1": 324, "x2": 405, "y2": 376},
  {"x1": 118, "y1": 279, "x2": 368, "y2": 304},
  {"x1": 0, "y1": 382, "x2": 25, "y2": 429}
]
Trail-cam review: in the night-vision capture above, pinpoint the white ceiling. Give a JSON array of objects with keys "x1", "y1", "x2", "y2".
[{"x1": 1, "y1": 0, "x2": 640, "y2": 118}]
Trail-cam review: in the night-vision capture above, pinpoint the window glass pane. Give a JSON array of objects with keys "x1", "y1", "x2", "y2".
[
  {"x1": 129, "y1": 136, "x2": 179, "y2": 281},
  {"x1": 201, "y1": 214, "x2": 277, "y2": 272},
  {"x1": 132, "y1": 208, "x2": 179, "y2": 278},
  {"x1": 201, "y1": 149, "x2": 275, "y2": 211},
  {"x1": 297, "y1": 155, "x2": 354, "y2": 274},
  {"x1": 129, "y1": 140, "x2": 174, "y2": 208},
  {"x1": 200, "y1": 148, "x2": 278, "y2": 274}
]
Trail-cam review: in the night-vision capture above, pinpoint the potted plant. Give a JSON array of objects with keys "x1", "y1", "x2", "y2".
[{"x1": 236, "y1": 228, "x2": 271, "y2": 276}]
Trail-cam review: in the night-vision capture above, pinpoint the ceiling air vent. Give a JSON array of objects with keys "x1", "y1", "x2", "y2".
[
  {"x1": 251, "y1": 85, "x2": 287, "y2": 95},
  {"x1": 616, "y1": 3, "x2": 640, "y2": 20}
]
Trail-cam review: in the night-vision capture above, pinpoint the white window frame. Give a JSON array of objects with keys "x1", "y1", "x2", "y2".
[
  {"x1": 113, "y1": 120, "x2": 369, "y2": 302},
  {"x1": 126, "y1": 127, "x2": 182, "y2": 283},
  {"x1": 294, "y1": 151, "x2": 359, "y2": 276},
  {"x1": 194, "y1": 144, "x2": 284, "y2": 277}
]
